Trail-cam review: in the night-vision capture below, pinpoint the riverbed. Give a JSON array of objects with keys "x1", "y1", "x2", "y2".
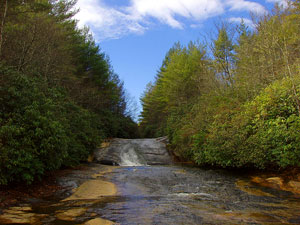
[{"x1": 0, "y1": 139, "x2": 300, "y2": 224}]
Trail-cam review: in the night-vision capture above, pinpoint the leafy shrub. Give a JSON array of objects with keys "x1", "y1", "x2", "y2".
[
  {"x1": 194, "y1": 78, "x2": 300, "y2": 169},
  {"x1": 60, "y1": 102, "x2": 103, "y2": 167},
  {"x1": 0, "y1": 66, "x2": 102, "y2": 184}
]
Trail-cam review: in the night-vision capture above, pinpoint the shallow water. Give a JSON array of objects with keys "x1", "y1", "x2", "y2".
[
  {"x1": 102, "y1": 165, "x2": 300, "y2": 225},
  {"x1": 1, "y1": 164, "x2": 300, "y2": 224},
  {"x1": 1, "y1": 137, "x2": 300, "y2": 224}
]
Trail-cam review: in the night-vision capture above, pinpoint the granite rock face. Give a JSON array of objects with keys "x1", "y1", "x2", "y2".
[{"x1": 94, "y1": 138, "x2": 172, "y2": 166}]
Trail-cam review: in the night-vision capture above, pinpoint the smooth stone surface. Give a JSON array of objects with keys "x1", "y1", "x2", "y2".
[
  {"x1": 0, "y1": 206, "x2": 46, "y2": 224},
  {"x1": 56, "y1": 208, "x2": 87, "y2": 221},
  {"x1": 84, "y1": 218, "x2": 116, "y2": 225},
  {"x1": 94, "y1": 138, "x2": 172, "y2": 166},
  {"x1": 63, "y1": 180, "x2": 117, "y2": 201},
  {"x1": 288, "y1": 181, "x2": 300, "y2": 194},
  {"x1": 266, "y1": 177, "x2": 283, "y2": 187}
]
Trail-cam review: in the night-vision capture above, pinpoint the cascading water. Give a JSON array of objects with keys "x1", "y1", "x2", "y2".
[
  {"x1": 119, "y1": 147, "x2": 146, "y2": 166},
  {"x1": 94, "y1": 138, "x2": 172, "y2": 166}
]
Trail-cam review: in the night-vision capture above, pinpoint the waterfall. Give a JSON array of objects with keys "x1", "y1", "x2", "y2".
[
  {"x1": 119, "y1": 148, "x2": 146, "y2": 166},
  {"x1": 94, "y1": 138, "x2": 172, "y2": 166}
]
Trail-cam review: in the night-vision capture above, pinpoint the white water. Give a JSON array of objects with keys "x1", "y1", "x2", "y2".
[{"x1": 119, "y1": 148, "x2": 146, "y2": 166}]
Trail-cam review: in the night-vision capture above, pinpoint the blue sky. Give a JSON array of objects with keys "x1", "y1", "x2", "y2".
[{"x1": 74, "y1": 0, "x2": 287, "y2": 118}]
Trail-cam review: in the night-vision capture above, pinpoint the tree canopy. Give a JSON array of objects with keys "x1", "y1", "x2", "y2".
[
  {"x1": 140, "y1": 0, "x2": 300, "y2": 169},
  {"x1": 0, "y1": 0, "x2": 138, "y2": 185}
]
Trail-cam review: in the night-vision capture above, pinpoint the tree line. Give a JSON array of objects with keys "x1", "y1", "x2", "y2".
[
  {"x1": 0, "y1": 0, "x2": 138, "y2": 185},
  {"x1": 140, "y1": 0, "x2": 300, "y2": 169}
]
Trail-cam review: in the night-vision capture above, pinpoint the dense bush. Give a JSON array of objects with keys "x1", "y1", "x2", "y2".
[
  {"x1": 194, "y1": 78, "x2": 300, "y2": 169},
  {"x1": 0, "y1": 0, "x2": 138, "y2": 185},
  {"x1": 0, "y1": 66, "x2": 103, "y2": 184}
]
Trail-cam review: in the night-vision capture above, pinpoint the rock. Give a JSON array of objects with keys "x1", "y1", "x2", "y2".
[
  {"x1": 251, "y1": 176, "x2": 265, "y2": 184},
  {"x1": 252, "y1": 176, "x2": 284, "y2": 190},
  {"x1": 265, "y1": 177, "x2": 283, "y2": 188},
  {"x1": 252, "y1": 176, "x2": 300, "y2": 194},
  {"x1": 56, "y1": 208, "x2": 87, "y2": 221},
  {"x1": 94, "y1": 140, "x2": 123, "y2": 165},
  {"x1": 98, "y1": 159, "x2": 119, "y2": 166},
  {"x1": 156, "y1": 136, "x2": 169, "y2": 144},
  {"x1": 84, "y1": 218, "x2": 116, "y2": 225},
  {"x1": 236, "y1": 180, "x2": 274, "y2": 197},
  {"x1": 87, "y1": 155, "x2": 94, "y2": 163},
  {"x1": 288, "y1": 181, "x2": 300, "y2": 194},
  {"x1": 297, "y1": 174, "x2": 300, "y2": 182},
  {"x1": 94, "y1": 138, "x2": 173, "y2": 166},
  {"x1": 100, "y1": 142, "x2": 110, "y2": 148},
  {"x1": 63, "y1": 180, "x2": 117, "y2": 201},
  {"x1": 0, "y1": 206, "x2": 46, "y2": 224}
]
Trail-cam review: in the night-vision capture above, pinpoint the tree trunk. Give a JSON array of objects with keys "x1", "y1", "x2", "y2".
[{"x1": 0, "y1": 0, "x2": 8, "y2": 57}]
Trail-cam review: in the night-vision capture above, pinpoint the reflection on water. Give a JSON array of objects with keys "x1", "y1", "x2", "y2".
[{"x1": 0, "y1": 165, "x2": 300, "y2": 224}]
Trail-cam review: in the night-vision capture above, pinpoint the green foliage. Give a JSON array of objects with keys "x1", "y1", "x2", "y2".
[
  {"x1": 140, "y1": 41, "x2": 213, "y2": 139},
  {"x1": 0, "y1": 0, "x2": 138, "y2": 185},
  {"x1": 59, "y1": 103, "x2": 103, "y2": 167},
  {"x1": 140, "y1": 1, "x2": 300, "y2": 170},
  {"x1": 0, "y1": 66, "x2": 105, "y2": 184},
  {"x1": 212, "y1": 26, "x2": 235, "y2": 86},
  {"x1": 0, "y1": 68, "x2": 62, "y2": 184},
  {"x1": 195, "y1": 78, "x2": 300, "y2": 169}
]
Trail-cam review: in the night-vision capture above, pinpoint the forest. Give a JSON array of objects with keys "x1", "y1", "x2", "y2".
[
  {"x1": 0, "y1": 0, "x2": 138, "y2": 185},
  {"x1": 140, "y1": 0, "x2": 300, "y2": 170},
  {"x1": 1, "y1": 0, "x2": 299, "y2": 186}
]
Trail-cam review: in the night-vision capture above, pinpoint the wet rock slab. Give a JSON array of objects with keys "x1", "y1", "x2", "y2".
[
  {"x1": 94, "y1": 138, "x2": 172, "y2": 166},
  {"x1": 0, "y1": 164, "x2": 119, "y2": 224},
  {"x1": 100, "y1": 165, "x2": 300, "y2": 225},
  {"x1": 1, "y1": 139, "x2": 300, "y2": 225},
  {"x1": 1, "y1": 162, "x2": 300, "y2": 224}
]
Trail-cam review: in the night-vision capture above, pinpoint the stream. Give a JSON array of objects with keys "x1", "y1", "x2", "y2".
[{"x1": 0, "y1": 138, "x2": 300, "y2": 224}]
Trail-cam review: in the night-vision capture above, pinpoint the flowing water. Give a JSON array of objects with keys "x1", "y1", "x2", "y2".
[
  {"x1": 119, "y1": 147, "x2": 146, "y2": 166},
  {"x1": 1, "y1": 139, "x2": 300, "y2": 224}
]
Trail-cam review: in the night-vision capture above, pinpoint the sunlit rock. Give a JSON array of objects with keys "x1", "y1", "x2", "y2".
[
  {"x1": 288, "y1": 181, "x2": 300, "y2": 194},
  {"x1": 266, "y1": 177, "x2": 283, "y2": 187},
  {"x1": 63, "y1": 180, "x2": 117, "y2": 201},
  {"x1": 251, "y1": 175, "x2": 300, "y2": 195},
  {"x1": 56, "y1": 208, "x2": 86, "y2": 221},
  {"x1": 84, "y1": 217, "x2": 117, "y2": 225},
  {"x1": 0, "y1": 206, "x2": 46, "y2": 224}
]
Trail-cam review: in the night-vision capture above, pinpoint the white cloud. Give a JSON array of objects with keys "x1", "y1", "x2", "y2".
[
  {"x1": 190, "y1": 23, "x2": 204, "y2": 29},
  {"x1": 75, "y1": 0, "x2": 268, "y2": 41},
  {"x1": 229, "y1": 17, "x2": 254, "y2": 28},
  {"x1": 266, "y1": 0, "x2": 288, "y2": 8},
  {"x1": 75, "y1": 0, "x2": 145, "y2": 41},
  {"x1": 226, "y1": 0, "x2": 267, "y2": 15},
  {"x1": 128, "y1": 0, "x2": 225, "y2": 29}
]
